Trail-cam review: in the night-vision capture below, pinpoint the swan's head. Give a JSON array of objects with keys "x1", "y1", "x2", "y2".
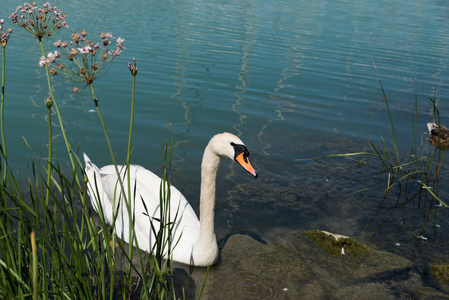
[{"x1": 209, "y1": 132, "x2": 258, "y2": 178}]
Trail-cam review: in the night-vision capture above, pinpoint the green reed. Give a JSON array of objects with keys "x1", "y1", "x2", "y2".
[
  {"x1": 296, "y1": 63, "x2": 447, "y2": 238},
  {"x1": 0, "y1": 2, "x2": 200, "y2": 299}
]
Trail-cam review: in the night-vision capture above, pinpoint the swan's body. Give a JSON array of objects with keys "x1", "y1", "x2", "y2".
[{"x1": 84, "y1": 132, "x2": 257, "y2": 266}]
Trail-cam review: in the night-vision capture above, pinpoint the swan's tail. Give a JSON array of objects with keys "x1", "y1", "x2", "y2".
[
  {"x1": 83, "y1": 153, "x2": 100, "y2": 174},
  {"x1": 83, "y1": 153, "x2": 101, "y2": 193},
  {"x1": 83, "y1": 153, "x2": 102, "y2": 212}
]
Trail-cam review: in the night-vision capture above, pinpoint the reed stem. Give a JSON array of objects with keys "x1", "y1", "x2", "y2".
[
  {"x1": 39, "y1": 41, "x2": 82, "y2": 192},
  {"x1": 1, "y1": 46, "x2": 7, "y2": 182}
]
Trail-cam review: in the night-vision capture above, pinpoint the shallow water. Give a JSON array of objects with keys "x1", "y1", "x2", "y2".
[{"x1": 3, "y1": 0, "x2": 449, "y2": 298}]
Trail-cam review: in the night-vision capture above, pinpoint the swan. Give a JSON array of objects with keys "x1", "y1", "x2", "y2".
[{"x1": 83, "y1": 132, "x2": 257, "y2": 267}]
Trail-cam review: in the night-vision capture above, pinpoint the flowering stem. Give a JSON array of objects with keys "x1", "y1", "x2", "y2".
[
  {"x1": 127, "y1": 74, "x2": 135, "y2": 166},
  {"x1": 90, "y1": 82, "x2": 150, "y2": 295},
  {"x1": 39, "y1": 41, "x2": 54, "y2": 205},
  {"x1": 125, "y1": 66, "x2": 136, "y2": 281},
  {"x1": 45, "y1": 104, "x2": 52, "y2": 206},
  {"x1": 89, "y1": 82, "x2": 122, "y2": 298},
  {"x1": 90, "y1": 84, "x2": 117, "y2": 167},
  {"x1": 1, "y1": 46, "x2": 6, "y2": 182},
  {"x1": 38, "y1": 41, "x2": 82, "y2": 193}
]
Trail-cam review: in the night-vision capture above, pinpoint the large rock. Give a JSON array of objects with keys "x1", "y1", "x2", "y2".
[{"x1": 192, "y1": 228, "x2": 449, "y2": 299}]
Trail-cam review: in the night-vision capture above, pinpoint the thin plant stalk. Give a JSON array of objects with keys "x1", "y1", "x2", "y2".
[
  {"x1": 1, "y1": 45, "x2": 7, "y2": 182},
  {"x1": 38, "y1": 41, "x2": 82, "y2": 191},
  {"x1": 45, "y1": 102, "x2": 52, "y2": 205},
  {"x1": 30, "y1": 232, "x2": 38, "y2": 300},
  {"x1": 90, "y1": 83, "x2": 117, "y2": 168},
  {"x1": 89, "y1": 82, "x2": 151, "y2": 297},
  {"x1": 38, "y1": 41, "x2": 55, "y2": 205},
  {"x1": 126, "y1": 62, "x2": 136, "y2": 293},
  {"x1": 373, "y1": 60, "x2": 401, "y2": 167}
]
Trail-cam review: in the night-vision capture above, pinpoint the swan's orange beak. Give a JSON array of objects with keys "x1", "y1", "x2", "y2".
[{"x1": 235, "y1": 153, "x2": 258, "y2": 178}]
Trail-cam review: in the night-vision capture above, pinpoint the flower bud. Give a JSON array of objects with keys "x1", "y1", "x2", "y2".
[
  {"x1": 50, "y1": 68, "x2": 57, "y2": 75},
  {"x1": 45, "y1": 96, "x2": 53, "y2": 108},
  {"x1": 72, "y1": 87, "x2": 79, "y2": 93},
  {"x1": 72, "y1": 33, "x2": 80, "y2": 43}
]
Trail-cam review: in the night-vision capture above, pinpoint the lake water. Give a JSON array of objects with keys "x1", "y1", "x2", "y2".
[{"x1": 3, "y1": 0, "x2": 449, "y2": 298}]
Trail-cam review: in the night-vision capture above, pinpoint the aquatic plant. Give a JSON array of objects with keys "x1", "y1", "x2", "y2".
[
  {"x1": 44, "y1": 30, "x2": 124, "y2": 87},
  {"x1": 1, "y1": 19, "x2": 13, "y2": 181},
  {"x1": 297, "y1": 63, "x2": 447, "y2": 259},
  {"x1": 0, "y1": 5, "x2": 201, "y2": 300},
  {"x1": 0, "y1": 19, "x2": 13, "y2": 47},
  {"x1": 9, "y1": 2, "x2": 67, "y2": 41},
  {"x1": 10, "y1": 2, "x2": 72, "y2": 206}
]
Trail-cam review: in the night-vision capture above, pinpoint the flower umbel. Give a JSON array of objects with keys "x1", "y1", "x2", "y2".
[
  {"x1": 128, "y1": 57, "x2": 137, "y2": 76},
  {"x1": 40, "y1": 30, "x2": 125, "y2": 86},
  {"x1": 9, "y1": 2, "x2": 68, "y2": 41},
  {"x1": 0, "y1": 19, "x2": 13, "y2": 48}
]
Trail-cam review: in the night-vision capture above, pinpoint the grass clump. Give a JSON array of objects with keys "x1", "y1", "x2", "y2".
[
  {"x1": 297, "y1": 61, "x2": 448, "y2": 245},
  {"x1": 305, "y1": 230, "x2": 371, "y2": 257},
  {"x1": 0, "y1": 2, "x2": 203, "y2": 299}
]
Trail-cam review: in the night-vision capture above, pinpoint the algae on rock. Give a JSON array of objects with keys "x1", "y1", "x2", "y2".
[
  {"x1": 432, "y1": 265, "x2": 449, "y2": 282},
  {"x1": 305, "y1": 229, "x2": 371, "y2": 256}
]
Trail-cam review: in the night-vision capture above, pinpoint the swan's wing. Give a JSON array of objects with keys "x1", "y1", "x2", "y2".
[
  {"x1": 129, "y1": 166, "x2": 200, "y2": 251},
  {"x1": 87, "y1": 162, "x2": 200, "y2": 254}
]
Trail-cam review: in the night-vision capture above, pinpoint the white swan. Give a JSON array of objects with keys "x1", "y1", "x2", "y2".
[{"x1": 83, "y1": 132, "x2": 257, "y2": 267}]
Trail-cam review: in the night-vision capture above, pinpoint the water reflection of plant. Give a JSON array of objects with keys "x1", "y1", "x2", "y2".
[{"x1": 0, "y1": 2, "x2": 197, "y2": 299}]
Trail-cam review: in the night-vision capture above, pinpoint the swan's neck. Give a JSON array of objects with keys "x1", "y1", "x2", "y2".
[{"x1": 195, "y1": 145, "x2": 221, "y2": 252}]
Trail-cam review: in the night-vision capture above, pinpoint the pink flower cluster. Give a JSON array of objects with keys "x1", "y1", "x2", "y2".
[
  {"x1": 9, "y1": 2, "x2": 68, "y2": 40},
  {"x1": 41, "y1": 30, "x2": 125, "y2": 86},
  {"x1": 39, "y1": 51, "x2": 60, "y2": 67},
  {"x1": 128, "y1": 57, "x2": 138, "y2": 76},
  {"x1": 0, "y1": 19, "x2": 13, "y2": 48}
]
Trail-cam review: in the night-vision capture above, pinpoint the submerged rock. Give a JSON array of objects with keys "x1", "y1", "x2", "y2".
[
  {"x1": 305, "y1": 229, "x2": 371, "y2": 257},
  {"x1": 193, "y1": 228, "x2": 448, "y2": 299}
]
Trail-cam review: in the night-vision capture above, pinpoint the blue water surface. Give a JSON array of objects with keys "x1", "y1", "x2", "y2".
[{"x1": 2, "y1": 0, "x2": 449, "y2": 297}]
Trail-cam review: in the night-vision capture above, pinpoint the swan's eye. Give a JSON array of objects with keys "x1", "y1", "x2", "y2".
[{"x1": 231, "y1": 142, "x2": 250, "y2": 162}]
